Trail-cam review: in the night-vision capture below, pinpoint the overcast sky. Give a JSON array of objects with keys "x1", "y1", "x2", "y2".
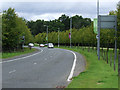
[{"x1": 1, "y1": 0, "x2": 120, "y2": 21}]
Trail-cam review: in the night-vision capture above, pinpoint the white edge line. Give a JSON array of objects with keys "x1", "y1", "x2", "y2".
[
  {"x1": 9, "y1": 70, "x2": 16, "y2": 74},
  {"x1": 0, "y1": 48, "x2": 43, "y2": 63},
  {"x1": 67, "y1": 50, "x2": 77, "y2": 82}
]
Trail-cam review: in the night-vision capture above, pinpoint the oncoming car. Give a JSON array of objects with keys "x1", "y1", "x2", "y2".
[
  {"x1": 28, "y1": 43, "x2": 34, "y2": 47},
  {"x1": 48, "y1": 43, "x2": 54, "y2": 48},
  {"x1": 39, "y1": 44, "x2": 45, "y2": 47}
]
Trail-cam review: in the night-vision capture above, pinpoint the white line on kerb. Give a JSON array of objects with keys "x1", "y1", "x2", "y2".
[
  {"x1": 9, "y1": 70, "x2": 16, "y2": 74},
  {"x1": 1, "y1": 48, "x2": 43, "y2": 63},
  {"x1": 67, "y1": 50, "x2": 77, "y2": 82}
]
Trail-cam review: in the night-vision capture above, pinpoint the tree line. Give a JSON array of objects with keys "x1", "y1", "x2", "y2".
[
  {"x1": 35, "y1": 1, "x2": 120, "y2": 50},
  {"x1": 35, "y1": 26, "x2": 118, "y2": 48},
  {"x1": 27, "y1": 14, "x2": 91, "y2": 36}
]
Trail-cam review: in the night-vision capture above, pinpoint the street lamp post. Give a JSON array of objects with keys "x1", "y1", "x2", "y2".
[
  {"x1": 97, "y1": 0, "x2": 100, "y2": 60},
  {"x1": 47, "y1": 26, "x2": 48, "y2": 44},
  {"x1": 70, "y1": 17, "x2": 72, "y2": 48},
  {"x1": 44, "y1": 25, "x2": 48, "y2": 44},
  {"x1": 58, "y1": 28, "x2": 60, "y2": 47}
]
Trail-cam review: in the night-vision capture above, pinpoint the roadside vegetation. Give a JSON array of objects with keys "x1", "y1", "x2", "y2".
[
  {"x1": 58, "y1": 46, "x2": 118, "y2": 88},
  {"x1": 2, "y1": 47, "x2": 36, "y2": 59},
  {"x1": 2, "y1": 8, "x2": 34, "y2": 52}
]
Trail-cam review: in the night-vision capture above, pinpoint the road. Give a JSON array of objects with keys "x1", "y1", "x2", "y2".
[{"x1": 2, "y1": 47, "x2": 86, "y2": 88}]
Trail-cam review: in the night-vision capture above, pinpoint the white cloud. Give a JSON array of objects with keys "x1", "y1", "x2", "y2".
[
  {"x1": 16, "y1": 12, "x2": 64, "y2": 21},
  {"x1": 1, "y1": 1, "x2": 119, "y2": 21},
  {"x1": 16, "y1": 12, "x2": 35, "y2": 19},
  {"x1": 16, "y1": 12, "x2": 96, "y2": 21},
  {"x1": 30, "y1": 13, "x2": 64, "y2": 21}
]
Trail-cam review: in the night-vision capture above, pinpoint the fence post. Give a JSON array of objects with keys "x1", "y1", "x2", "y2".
[
  {"x1": 105, "y1": 51, "x2": 107, "y2": 61},
  {"x1": 110, "y1": 52, "x2": 112, "y2": 67},
  {"x1": 78, "y1": 43, "x2": 79, "y2": 48},
  {"x1": 102, "y1": 50, "x2": 105, "y2": 60},
  {"x1": 107, "y1": 48, "x2": 109, "y2": 64},
  {"x1": 118, "y1": 49, "x2": 120, "y2": 76}
]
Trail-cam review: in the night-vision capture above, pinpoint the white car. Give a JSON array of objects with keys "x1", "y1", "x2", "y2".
[
  {"x1": 28, "y1": 43, "x2": 34, "y2": 47},
  {"x1": 40, "y1": 44, "x2": 45, "y2": 47},
  {"x1": 48, "y1": 43, "x2": 54, "y2": 48}
]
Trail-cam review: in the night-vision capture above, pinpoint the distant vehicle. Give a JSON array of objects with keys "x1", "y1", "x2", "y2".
[
  {"x1": 48, "y1": 43, "x2": 54, "y2": 48},
  {"x1": 40, "y1": 44, "x2": 45, "y2": 47},
  {"x1": 45, "y1": 44, "x2": 48, "y2": 46},
  {"x1": 28, "y1": 43, "x2": 34, "y2": 47}
]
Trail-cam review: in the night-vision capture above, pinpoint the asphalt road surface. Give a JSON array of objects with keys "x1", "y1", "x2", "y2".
[{"x1": 2, "y1": 47, "x2": 86, "y2": 88}]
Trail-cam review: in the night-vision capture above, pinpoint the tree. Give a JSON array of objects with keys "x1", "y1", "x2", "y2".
[
  {"x1": 2, "y1": 8, "x2": 18, "y2": 51},
  {"x1": 117, "y1": 1, "x2": 120, "y2": 50},
  {"x1": 2, "y1": 8, "x2": 34, "y2": 52},
  {"x1": 109, "y1": 10, "x2": 117, "y2": 15},
  {"x1": 72, "y1": 15, "x2": 91, "y2": 29},
  {"x1": 27, "y1": 14, "x2": 92, "y2": 36},
  {"x1": 58, "y1": 14, "x2": 70, "y2": 30}
]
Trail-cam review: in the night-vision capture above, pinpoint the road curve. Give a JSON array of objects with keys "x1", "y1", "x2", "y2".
[{"x1": 2, "y1": 47, "x2": 85, "y2": 88}]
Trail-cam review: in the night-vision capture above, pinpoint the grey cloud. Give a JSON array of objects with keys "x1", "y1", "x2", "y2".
[
  {"x1": 2, "y1": 2, "x2": 97, "y2": 14},
  {"x1": 1, "y1": 1, "x2": 118, "y2": 20}
]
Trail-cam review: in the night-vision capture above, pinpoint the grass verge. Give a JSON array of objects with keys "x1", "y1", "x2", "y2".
[
  {"x1": 58, "y1": 46, "x2": 118, "y2": 88},
  {"x1": 2, "y1": 47, "x2": 36, "y2": 59}
]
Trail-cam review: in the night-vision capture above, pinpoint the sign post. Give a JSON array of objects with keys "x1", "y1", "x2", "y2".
[
  {"x1": 70, "y1": 17, "x2": 72, "y2": 48},
  {"x1": 97, "y1": 15, "x2": 117, "y2": 62},
  {"x1": 98, "y1": 15, "x2": 100, "y2": 60},
  {"x1": 58, "y1": 28, "x2": 60, "y2": 47}
]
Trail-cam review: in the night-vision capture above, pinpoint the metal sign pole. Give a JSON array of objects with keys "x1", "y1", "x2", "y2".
[
  {"x1": 115, "y1": 16, "x2": 117, "y2": 60},
  {"x1": 114, "y1": 15, "x2": 117, "y2": 71},
  {"x1": 70, "y1": 17, "x2": 72, "y2": 48},
  {"x1": 98, "y1": 15, "x2": 100, "y2": 60},
  {"x1": 58, "y1": 28, "x2": 60, "y2": 47},
  {"x1": 47, "y1": 26, "x2": 48, "y2": 44},
  {"x1": 97, "y1": 0, "x2": 100, "y2": 60}
]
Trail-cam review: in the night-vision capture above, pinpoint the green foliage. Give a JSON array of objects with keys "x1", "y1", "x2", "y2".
[
  {"x1": 27, "y1": 14, "x2": 91, "y2": 36},
  {"x1": 109, "y1": 10, "x2": 117, "y2": 15},
  {"x1": 108, "y1": 1, "x2": 120, "y2": 49},
  {"x1": 35, "y1": 24, "x2": 119, "y2": 49},
  {"x1": 35, "y1": 25, "x2": 96, "y2": 46},
  {"x1": 117, "y1": 1, "x2": 120, "y2": 49},
  {"x1": 2, "y1": 8, "x2": 34, "y2": 52}
]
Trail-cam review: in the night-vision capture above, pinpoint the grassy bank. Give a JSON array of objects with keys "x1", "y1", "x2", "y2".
[
  {"x1": 58, "y1": 46, "x2": 118, "y2": 88},
  {"x1": 2, "y1": 47, "x2": 36, "y2": 59}
]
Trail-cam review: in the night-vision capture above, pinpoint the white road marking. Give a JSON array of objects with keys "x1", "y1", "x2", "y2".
[
  {"x1": 34, "y1": 62, "x2": 37, "y2": 64},
  {"x1": 9, "y1": 70, "x2": 16, "y2": 74},
  {"x1": 53, "y1": 48, "x2": 77, "y2": 81},
  {"x1": 1, "y1": 48, "x2": 43, "y2": 63},
  {"x1": 66, "y1": 50, "x2": 77, "y2": 82}
]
